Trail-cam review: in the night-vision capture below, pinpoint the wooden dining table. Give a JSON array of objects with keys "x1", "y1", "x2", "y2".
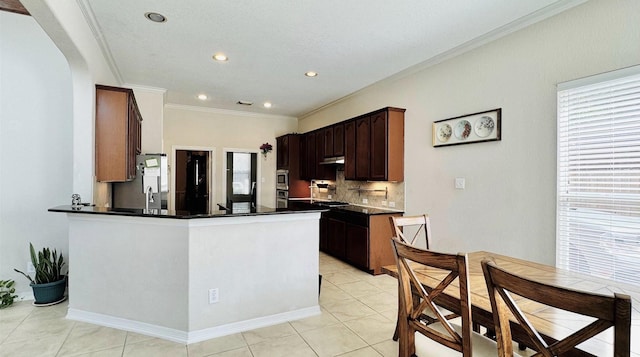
[{"x1": 382, "y1": 251, "x2": 640, "y2": 357}]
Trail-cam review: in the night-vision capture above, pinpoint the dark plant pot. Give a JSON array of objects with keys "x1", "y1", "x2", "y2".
[{"x1": 31, "y1": 276, "x2": 66, "y2": 304}]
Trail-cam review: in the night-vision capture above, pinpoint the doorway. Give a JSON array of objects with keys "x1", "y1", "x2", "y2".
[
  {"x1": 175, "y1": 150, "x2": 210, "y2": 213},
  {"x1": 225, "y1": 152, "x2": 257, "y2": 208}
]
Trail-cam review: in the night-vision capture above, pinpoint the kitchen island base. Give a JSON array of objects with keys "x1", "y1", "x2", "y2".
[{"x1": 62, "y1": 210, "x2": 321, "y2": 344}]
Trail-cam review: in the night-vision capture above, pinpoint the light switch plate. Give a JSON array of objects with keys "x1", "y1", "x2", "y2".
[
  {"x1": 209, "y1": 288, "x2": 219, "y2": 304},
  {"x1": 455, "y1": 177, "x2": 466, "y2": 189}
]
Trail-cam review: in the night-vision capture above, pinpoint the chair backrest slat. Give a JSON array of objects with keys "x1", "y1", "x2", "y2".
[
  {"x1": 391, "y1": 214, "x2": 432, "y2": 249},
  {"x1": 481, "y1": 259, "x2": 632, "y2": 357},
  {"x1": 392, "y1": 237, "x2": 473, "y2": 356}
]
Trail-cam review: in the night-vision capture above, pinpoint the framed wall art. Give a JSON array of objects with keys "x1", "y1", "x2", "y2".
[{"x1": 432, "y1": 108, "x2": 501, "y2": 147}]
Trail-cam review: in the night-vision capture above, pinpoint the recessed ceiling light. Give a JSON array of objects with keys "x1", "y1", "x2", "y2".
[
  {"x1": 305, "y1": 71, "x2": 318, "y2": 77},
  {"x1": 263, "y1": 102, "x2": 272, "y2": 108},
  {"x1": 237, "y1": 100, "x2": 253, "y2": 106},
  {"x1": 144, "y1": 12, "x2": 167, "y2": 23},
  {"x1": 197, "y1": 94, "x2": 208, "y2": 100},
  {"x1": 213, "y1": 53, "x2": 228, "y2": 62}
]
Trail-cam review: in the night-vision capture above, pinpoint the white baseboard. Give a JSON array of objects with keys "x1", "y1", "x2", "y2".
[
  {"x1": 66, "y1": 305, "x2": 321, "y2": 344},
  {"x1": 186, "y1": 306, "x2": 321, "y2": 344},
  {"x1": 66, "y1": 308, "x2": 188, "y2": 343}
]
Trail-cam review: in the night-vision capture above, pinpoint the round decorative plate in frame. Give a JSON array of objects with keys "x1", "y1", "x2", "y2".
[
  {"x1": 454, "y1": 120, "x2": 472, "y2": 140},
  {"x1": 437, "y1": 123, "x2": 452, "y2": 143},
  {"x1": 474, "y1": 116, "x2": 495, "y2": 138}
]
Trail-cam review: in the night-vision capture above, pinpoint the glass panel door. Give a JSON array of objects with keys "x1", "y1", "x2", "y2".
[{"x1": 226, "y1": 152, "x2": 257, "y2": 208}]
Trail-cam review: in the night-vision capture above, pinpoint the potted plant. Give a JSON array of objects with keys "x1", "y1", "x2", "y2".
[
  {"x1": 14, "y1": 243, "x2": 67, "y2": 305},
  {"x1": 0, "y1": 279, "x2": 17, "y2": 309},
  {"x1": 260, "y1": 142, "x2": 272, "y2": 159}
]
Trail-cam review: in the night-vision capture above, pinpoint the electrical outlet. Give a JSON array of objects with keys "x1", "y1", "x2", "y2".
[
  {"x1": 27, "y1": 262, "x2": 35, "y2": 273},
  {"x1": 455, "y1": 177, "x2": 466, "y2": 189},
  {"x1": 381, "y1": 200, "x2": 387, "y2": 206},
  {"x1": 389, "y1": 201, "x2": 396, "y2": 208},
  {"x1": 208, "y1": 288, "x2": 219, "y2": 304},
  {"x1": 328, "y1": 194, "x2": 332, "y2": 199},
  {"x1": 362, "y1": 198, "x2": 368, "y2": 204}
]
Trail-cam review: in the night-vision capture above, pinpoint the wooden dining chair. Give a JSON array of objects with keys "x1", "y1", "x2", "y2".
[
  {"x1": 481, "y1": 259, "x2": 632, "y2": 357},
  {"x1": 390, "y1": 214, "x2": 458, "y2": 341},
  {"x1": 390, "y1": 214, "x2": 430, "y2": 341},
  {"x1": 391, "y1": 238, "x2": 497, "y2": 356},
  {"x1": 391, "y1": 214, "x2": 432, "y2": 249}
]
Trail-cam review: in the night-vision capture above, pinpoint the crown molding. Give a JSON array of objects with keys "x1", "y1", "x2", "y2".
[
  {"x1": 124, "y1": 84, "x2": 167, "y2": 94},
  {"x1": 75, "y1": 0, "x2": 123, "y2": 84},
  {"x1": 299, "y1": 0, "x2": 588, "y2": 120}
]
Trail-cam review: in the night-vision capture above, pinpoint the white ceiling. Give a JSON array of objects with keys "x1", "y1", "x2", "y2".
[{"x1": 79, "y1": 0, "x2": 583, "y2": 118}]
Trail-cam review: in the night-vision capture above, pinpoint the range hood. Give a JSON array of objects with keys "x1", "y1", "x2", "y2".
[{"x1": 320, "y1": 156, "x2": 345, "y2": 165}]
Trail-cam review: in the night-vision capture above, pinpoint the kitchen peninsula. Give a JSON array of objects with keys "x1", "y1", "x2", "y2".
[{"x1": 49, "y1": 203, "x2": 326, "y2": 344}]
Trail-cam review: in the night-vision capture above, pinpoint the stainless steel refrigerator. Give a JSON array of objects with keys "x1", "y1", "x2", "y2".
[{"x1": 112, "y1": 154, "x2": 168, "y2": 210}]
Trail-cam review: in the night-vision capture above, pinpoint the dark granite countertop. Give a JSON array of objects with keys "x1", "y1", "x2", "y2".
[
  {"x1": 290, "y1": 200, "x2": 403, "y2": 216},
  {"x1": 49, "y1": 202, "x2": 327, "y2": 219},
  {"x1": 332, "y1": 205, "x2": 403, "y2": 215}
]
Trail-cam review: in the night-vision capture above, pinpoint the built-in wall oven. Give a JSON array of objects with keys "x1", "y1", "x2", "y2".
[
  {"x1": 276, "y1": 170, "x2": 289, "y2": 208},
  {"x1": 276, "y1": 169, "x2": 289, "y2": 208},
  {"x1": 276, "y1": 169, "x2": 289, "y2": 190},
  {"x1": 276, "y1": 189, "x2": 288, "y2": 208}
]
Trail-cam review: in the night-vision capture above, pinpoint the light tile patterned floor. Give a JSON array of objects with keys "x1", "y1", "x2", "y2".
[{"x1": 0, "y1": 252, "x2": 497, "y2": 356}]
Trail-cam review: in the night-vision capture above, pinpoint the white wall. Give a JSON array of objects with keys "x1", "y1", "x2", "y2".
[
  {"x1": 298, "y1": 0, "x2": 640, "y2": 265},
  {"x1": 23, "y1": 0, "x2": 120, "y2": 204},
  {"x1": 2, "y1": 0, "x2": 123, "y2": 297},
  {"x1": 0, "y1": 12, "x2": 73, "y2": 296},
  {"x1": 21, "y1": 0, "x2": 123, "y2": 207},
  {"x1": 130, "y1": 86, "x2": 166, "y2": 154},
  {"x1": 65, "y1": 212, "x2": 320, "y2": 343},
  {"x1": 164, "y1": 106, "x2": 297, "y2": 208}
]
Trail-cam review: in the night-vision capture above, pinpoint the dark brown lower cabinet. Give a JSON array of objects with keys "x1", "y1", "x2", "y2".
[
  {"x1": 320, "y1": 209, "x2": 402, "y2": 275},
  {"x1": 345, "y1": 223, "x2": 368, "y2": 269},
  {"x1": 326, "y1": 218, "x2": 346, "y2": 258}
]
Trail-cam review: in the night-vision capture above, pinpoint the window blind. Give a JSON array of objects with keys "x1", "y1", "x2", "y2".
[{"x1": 557, "y1": 67, "x2": 640, "y2": 287}]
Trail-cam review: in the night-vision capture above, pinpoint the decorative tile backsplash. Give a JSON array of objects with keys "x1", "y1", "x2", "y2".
[{"x1": 311, "y1": 169, "x2": 405, "y2": 210}]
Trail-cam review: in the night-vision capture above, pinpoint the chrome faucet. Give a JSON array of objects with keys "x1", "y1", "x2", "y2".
[{"x1": 145, "y1": 186, "x2": 154, "y2": 211}]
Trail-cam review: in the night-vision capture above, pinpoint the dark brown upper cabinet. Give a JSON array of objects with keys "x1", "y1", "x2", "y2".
[
  {"x1": 370, "y1": 107, "x2": 404, "y2": 181},
  {"x1": 303, "y1": 107, "x2": 404, "y2": 182},
  {"x1": 355, "y1": 116, "x2": 371, "y2": 180},
  {"x1": 323, "y1": 123, "x2": 345, "y2": 158},
  {"x1": 323, "y1": 126, "x2": 334, "y2": 158},
  {"x1": 344, "y1": 121, "x2": 357, "y2": 179},
  {"x1": 305, "y1": 131, "x2": 317, "y2": 180},
  {"x1": 95, "y1": 85, "x2": 142, "y2": 182},
  {"x1": 276, "y1": 134, "x2": 290, "y2": 170},
  {"x1": 315, "y1": 129, "x2": 336, "y2": 180},
  {"x1": 333, "y1": 123, "x2": 345, "y2": 156},
  {"x1": 345, "y1": 107, "x2": 404, "y2": 181}
]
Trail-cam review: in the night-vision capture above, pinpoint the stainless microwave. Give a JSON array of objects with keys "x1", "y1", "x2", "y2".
[{"x1": 276, "y1": 169, "x2": 288, "y2": 190}]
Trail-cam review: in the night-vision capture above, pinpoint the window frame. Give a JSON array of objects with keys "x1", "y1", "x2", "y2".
[{"x1": 556, "y1": 65, "x2": 640, "y2": 286}]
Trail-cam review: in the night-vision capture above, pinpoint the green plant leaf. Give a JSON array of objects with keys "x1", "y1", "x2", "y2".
[
  {"x1": 29, "y1": 243, "x2": 38, "y2": 267},
  {"x1": 13, "y1": 269, "x2": 34, "y2": 284},
  {"x1": 20, "y1": 243, "x2": 66, "y2": 284}
]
